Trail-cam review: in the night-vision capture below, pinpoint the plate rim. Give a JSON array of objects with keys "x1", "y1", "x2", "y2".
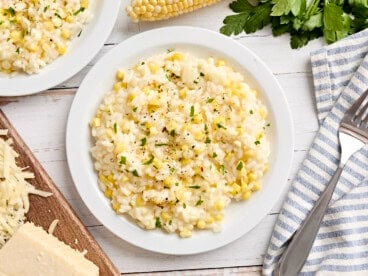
[
  {"x1": 66, "y1": 26, "x2": 294, "y2": 255},
  {"x1": 0, "y1": 0, "x2": 120, "y2": 96}
]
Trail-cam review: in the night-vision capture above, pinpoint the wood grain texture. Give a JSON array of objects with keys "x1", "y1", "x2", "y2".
[{"x1": 0, "y1": 110, "x2": 119, "y2": 276}]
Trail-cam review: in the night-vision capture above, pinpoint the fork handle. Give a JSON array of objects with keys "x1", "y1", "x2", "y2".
[{"x1": 274, "y1": 166, "x2": 343, "y2": 276}]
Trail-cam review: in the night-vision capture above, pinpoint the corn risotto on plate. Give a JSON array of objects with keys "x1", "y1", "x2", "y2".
[
  {"x1": 0, "y1": 0, "x2": 120, "y2": 96},
  {"x1": 90, "y1": 51, "x2": 270, "y2": 238},
  {"x1": 66, "y1": 27, "x2": 294, "y2": 254}
]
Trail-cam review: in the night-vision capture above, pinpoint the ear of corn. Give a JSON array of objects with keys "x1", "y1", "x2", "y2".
[{"x1": 126, "y1": 0, "x2": 221, "y2": 22}]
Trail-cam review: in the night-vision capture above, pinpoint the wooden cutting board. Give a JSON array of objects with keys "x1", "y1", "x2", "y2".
[{"x1": 0, "y1": 110, "x2": 120, "y2": 276}]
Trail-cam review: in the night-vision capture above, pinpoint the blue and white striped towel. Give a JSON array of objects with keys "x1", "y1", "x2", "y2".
[{"x1": 263, "y1": 29, "x2": 368, "y2": 275}]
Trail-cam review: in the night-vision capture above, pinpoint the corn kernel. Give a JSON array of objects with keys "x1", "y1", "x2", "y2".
[
  {"x1": 175, "y1": 189, "x2": 185, "y2": 201},
  {"x1": 161, "y1": 212, "x2": 171, "y2": 221},
  {"x1": 106, "y1": 129, "x2": 114, "y2": 138},
  {"x1": 44, "y1": 21, "x2": 54, "y2": 31},
  {"x1": 214, "y1": 200, "x2": 224, "y2": 211},
  {"x1": 81, "y1": 0, "x2": 89, "y2": 8},
  {"x1": 57, "y1": 44, "x2": 67, "y2": 55},
  {"x1": 163, "y1": 176, "x2": 173, "y2": 187},
  {"x1": 231, "y1": 183, "x2": 241, "y2": 194},
  {"x1": 113, "y1": 82, "x2": 123, "y2": 92},
  {"x1": 90, "y1": 118, "x2": 101, "y2": 127},
  {"x1": 114, "y1": 143, "x2": 125, "y2": 155},
  {"x1": 215, "y1": 59, "x2": 226, "y2": 66},
  {"x1": 196, "y1": 220, "x2": 206, "y2": 229},
  {"x1": 168, "y1": 52, "x2": 183, "y2": 61},
  {"x1": 252, "y1": 181, "x2": 261, "y2": 191},
  {"x1": 179, "y1": 229, "x2": 192, "y2": 238},
  {"x1": 135, "y1": 195, "x2": 145, "y2": 206},
  {"x1": 214, "y1": 214, "x2": 223, "y2": 221},
  {"x1": 116, "y1": 69, "x2": 124, "y2": 80},
  {"x1": 259, "y1": 108, "x2": 267, "y2": 119},
  {"x1": 112, "y1": 201, "x2": 120, "y2": 212},
  {"x1": 148, "y1": 62, "x2": 159, "y2": 73},
  {"x1": 104, "y1": 188, "x2": 113, "y2": 199},
  {"x1": 193, "y1": 113, "x2": 203, "y2": 124},
  {"x1": 65, "y1": 15, "x2": 74, "y2": 23},
  {"x1": 153, "y1": 158, "x2": 163, "y2": 169},
  {"x1": 10, "y1": 31, "x2": 22, "y2": 42},
  {"x1": 150, "y1": 126, "x2": 158, "y2": 135},
  {"x1": 241, "y1": 190, "x2": 252, "y2": 200},
  {"x1": 205, "y1": 215, "x2": 214, "y2": 224},
  {"x1": 179, "y1": 88, "x2": 187, "y2": 99},
  {"x1": 59, "y1": 29, "x2": 70, "y2": 40},
  {"x1": 194, "y1": 132, "x2": 205, "y2": 140}
]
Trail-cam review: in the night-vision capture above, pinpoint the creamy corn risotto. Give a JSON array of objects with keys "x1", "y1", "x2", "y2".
[
  {"x1": 0, "y1": 0, "x2": 92, "y2": 74},
  {"x1": 90, "y1": 51, "x2": 270, "y2": 238}
]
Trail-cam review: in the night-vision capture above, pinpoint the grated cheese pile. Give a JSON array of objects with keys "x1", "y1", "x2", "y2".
[{"x1": 0, "y1": 129, "x2": 51, "y2": 248}]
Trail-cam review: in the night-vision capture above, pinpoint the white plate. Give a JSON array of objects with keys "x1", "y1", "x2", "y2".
[
  {"x1": 66, "y1": 26, "x2": 294, "y2": 255},
  {"x1": 0, "y1": 0, "x2": 120, "y2": 96}
]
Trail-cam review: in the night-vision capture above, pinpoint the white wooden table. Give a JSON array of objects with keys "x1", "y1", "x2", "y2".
[{"x1": 0, "y1": 1, "x2": 326, "y2": 274}]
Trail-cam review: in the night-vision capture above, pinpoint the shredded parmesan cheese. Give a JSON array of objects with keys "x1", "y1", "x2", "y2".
[
  {"x1": 48, "y1": 219, "x2": 59, "y2": 235},
  {"x1": 0, "y1": 129, "x2": 52, "y2": 248}
]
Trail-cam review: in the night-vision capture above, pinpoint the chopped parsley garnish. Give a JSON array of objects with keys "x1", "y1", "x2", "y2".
[
  {"x1": 113, "y1": 123, "x2": 117, "y2": 133},
  {"x1": 140, "y1": 137, "x2": 147, "y2": 146},
  {"x1": 133, "y1": 107, "x2": 138, "y2": 112},
  {"x1": 183, "y1": 203, "x2": 187, "y2": 209},
  {"x1": 212, "y1": 152, "x2": 217, "y2": 158},
  {"x1": 220, "y1": 165, "x2": 225, "y2": 175},
  {"x1": 54, "y1": 12, "x2": 62, "y2": 19},
  {"x1": 204, "y1": 124, "x2": 208, "y2": 132},
  {"x1": 200, "y1": 72, "x2": 205, "y2": 77},
  {"x1": 0, "y1": 21, "x2": 3, "y2": 26},
  {"x1": 6, "y1": 7, "x2": 15, "y2": 16},
  {"x1": 196, "y1": 197, "x2": 203, "y2": 206},
  {"x1": 167, "y1": 48, "x2": 174, "y2": 53},
  {"x1": 205, "y1": 137, "x2": 211, "y2": 144},
  {"x1": 15, "y1": 48, "x2": 20, "y2": 54},
  {"x1": 236, "y1": 161, "x2": 243, "y2": 171},
  {"x1": 169, "y1": 220, "x2": 172, "y2": 225},
  {"x1": 170, "y1": 130, "x2": 176, "y2": 137},
  {"x1": 217, "y1": 123, "x2": 227, "y2": 130},
  {"x1": 266, "y1": 123, "x2": 271, "y2": 127},
  {"x1": 155, "y1": 217, "x2": 162, "y2": 228},
  {"x1": 255, "y1": 140, "x2": 261, "y2": 145},
  {"x1": 132, "y1": 170, "x2": 139, "y2": 177},
  {"x1": 155, "y1": 143, "x2": 168, "y2": 147},
  {"x1": 43, "y1": 6, "x2": 49, "y2": 12},
  {"x1": 175, "y1": 182, "x2": 179, "y2": 186},
  {"x1": 77, "y1": 30, "x2": 82, "y2": 37},
  {"x1": 190, "y1": 105, "x2": 195, "y2": 117},
  {"x1": 189, "y1": 185, "x2": 201, "y2": 189},
  {"x1": 193, "y1": 80, "x2": 199, "y2": 84},
  {"x1": 143, "y1": 155, "x2": 154, "y2": 165},
  {"x1": 119, "y1": 156, "x2": 126, "y2": 165},
  {"x1": 141, "y1": 61, "x2": 145, "y2": 65},
  {"x1": 73, "y1": 7, "x2": 85, "y2": 16},
  {"x1": 206, "y1": 98, "x2": 214, "y2": 103},
  {"x1": 249, "y1": 110, "x2": 254, "y2": 114}
]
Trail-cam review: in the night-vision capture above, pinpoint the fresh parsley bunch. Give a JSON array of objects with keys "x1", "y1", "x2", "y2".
[{"x1": 220, "y1": 0, "x2": 368, "y2": 49}]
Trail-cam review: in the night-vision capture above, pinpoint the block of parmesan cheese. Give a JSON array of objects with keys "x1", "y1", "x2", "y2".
[{"x1": 0, "y1": 223, "x2": 99, "y2": 276}]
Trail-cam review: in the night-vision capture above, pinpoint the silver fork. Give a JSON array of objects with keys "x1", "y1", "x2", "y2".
[{"x1": 274, "y1": 89, "x2": 368, "y2": 276}]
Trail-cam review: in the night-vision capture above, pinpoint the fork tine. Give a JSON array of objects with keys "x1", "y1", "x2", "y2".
[
  {"x1": 346, "y1": 89, "x2": 368, "y2": 117},
  {"x1": 354, "y1": 99, "x2": 368, "y2": 125}
]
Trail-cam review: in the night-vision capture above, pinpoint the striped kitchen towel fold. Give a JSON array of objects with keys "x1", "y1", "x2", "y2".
[{"x1": 263, "y1": 29, "x2": 368, "y2": 276}]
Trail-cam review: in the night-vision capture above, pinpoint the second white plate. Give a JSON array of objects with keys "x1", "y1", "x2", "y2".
[
  {"x1": 66, "y1": 26, "x2": 294, "y2": 255},
  {"x1": 0, "y1": 0, "x2": 120, "y2": 96}
]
